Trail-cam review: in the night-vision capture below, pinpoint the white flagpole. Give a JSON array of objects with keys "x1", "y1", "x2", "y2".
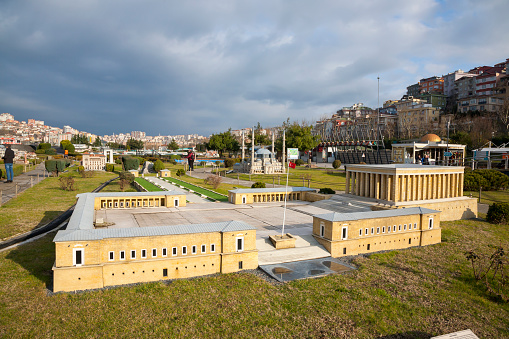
[{"x1": 282, "y1": 161, "x2": 290, "y2": 236}]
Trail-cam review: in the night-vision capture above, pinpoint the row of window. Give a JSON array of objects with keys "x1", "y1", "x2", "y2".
[
  {"x1": 359, "y1": 222, "x2": 419, "y2": 236},
  {"x1": 108, "y1": 244, "x2": 218, "y2": 261}
]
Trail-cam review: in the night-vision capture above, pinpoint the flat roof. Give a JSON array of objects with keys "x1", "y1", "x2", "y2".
[
  {"x1": 229, "y1": 187, "x2": 316, "y2": 194},
  {"x1": 345, "y1": 164, "x2": 460, "y2": 170},
  {"x1": 54, "y1": 220, "x2": 256, "y2": 242},
  {"x1": 314, "y1": 207, "x2": 440, "y2": 222}
]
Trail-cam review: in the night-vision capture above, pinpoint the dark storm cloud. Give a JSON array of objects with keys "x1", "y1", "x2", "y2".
[{"x1": 0, "y1": 0, "x2": 508, "y2": 136}]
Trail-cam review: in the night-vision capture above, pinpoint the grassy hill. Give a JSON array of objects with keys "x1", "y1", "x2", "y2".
[{"x1": 0, "y1": 218, "x2": 508, "y2": 338}]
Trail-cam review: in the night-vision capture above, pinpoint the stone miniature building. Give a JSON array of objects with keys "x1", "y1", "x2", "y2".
[
  {"x1": 228, "y1": 187, "x2": 316, "y2": 204},
  {"x1": 52, "y1": 192, "x2": 258, "y2": 292},
  {"x1": 159, "y1": 169, "x2": 171, "y2": 178},
  {"x1": 344, "y1": 164, "x2": 477, "y2": 221},
  {"x1": 234, "y1": 148, "x2": 284, "y2": 174},
  {"x1": 81, "y1": 152, "x2": 106, "y2": 171},
  {"x1": 312, "y1": 207, "x2": 441, "y2": 257}
]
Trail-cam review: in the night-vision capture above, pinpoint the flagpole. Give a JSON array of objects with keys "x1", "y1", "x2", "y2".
[{"x1": 282, "y1": 161, "x2": 290, "y2": 236}]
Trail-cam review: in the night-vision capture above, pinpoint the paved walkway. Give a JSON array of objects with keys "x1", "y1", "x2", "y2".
[{"x1": 0, "y1": 163, "x2": 49, "y2": 205}]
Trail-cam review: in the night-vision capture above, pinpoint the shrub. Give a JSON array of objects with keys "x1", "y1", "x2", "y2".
[
  {"x1": 45, "y1": 160, "x2": 66, "y2": 176},
  {"x1": 332, "y1": 160, "x2": 341, "y2": 169},
  {"x1": 251, "y1": 181, "x2": 266, "y2": 188},
  {"x1": 215, "y1": 161, "x2": 221, "y2": 166},
  {"x1": 153, "y1": 159, "x2": 165, "y2": 172},
  {"x1": 224, "y1": 158, "x2": 235, "y2": 168},
  {"x1": 176, "y1": 169, "x2": 185, "y2": 177},
  {"x1": 119, "y1": 171, "x2": 135, "y2": 184},
  {"x1": 169, "y1": 159, "x2": 177, "y2": 165},
  {"x1": 319, "y1": 187, "x2": 336, "y2": 194},
  {"x1": 38, "y1": 143, "x2": 51, "y2": 150},
  {"x1": 475, "y1": 169, "x2": 509, "y2": 191},
  {"x1": 121, "y1": 156, "x2": 140, "y2": 171},
  {"x1": 295, "y1": 159, "x2": 304, "y2": 166},
  {"x1": 78, "y1": 166, "x2": 85, "y2": 173},
  {"x1": 170, "y1": 154, "x2": 181, "y2": 160},
  {"x1": 487, "y1": 203, "x2": 509, "y2": 224},
  {"x1": 115, "y1": 158, "x2": 122, "y2": 164},
  {"x1": 45, "y1": 148, "x2": 57, "y2": 155},
  {"x1": 35, "y1": 149, "x2": 46, "y2": 154},
  {"x1": 205, "y1": 175, "x2": 222, "y2": 189},
  {"x1": 464, "y1": 172, "x2": 489, "y2": 191},
  {"x1": 119, "y1": 178, "x2": 131, "y2": 191},
  {"x1": 105, "y1": 163, "x2": 115, "y2": 172},
  {"x1": 59, "y1": 176, "x2": 76, "y2": 191}
]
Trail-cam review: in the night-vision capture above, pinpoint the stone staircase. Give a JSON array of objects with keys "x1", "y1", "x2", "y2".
[{"x1": 257, "y1": 234, "x2": 330, "y2": 265}]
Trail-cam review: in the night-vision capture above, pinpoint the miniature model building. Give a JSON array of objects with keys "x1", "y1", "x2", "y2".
[
  {"x1": 345, "y1": 164, "x2": 477, "y2": 220},
  {"x1": 228, "y1": 187, "x2": 316, "y2": 204},
  {"x1": 312, "y1": 207, "x2": 441, "y2": 257},
  {"x1": 81, "y1": 152, "x2": 106, "y2": 171},
  {"x1": 392, "y1": 134, "x2": 466, "y2": 165},
  {"x1": 52, "y1": 192, "x2": 258, "y2": 292},
  {"x1": 233, "y1": 148, "x2": 284, "y2": 174}
]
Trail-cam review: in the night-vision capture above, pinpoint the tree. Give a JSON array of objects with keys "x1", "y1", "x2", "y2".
[
  {"x1": 275, "y1": 121, "x2": 320, "y2": 152},
  {"x1": 254, "y1": 122, "x2": 271, "y2": 146},
  {"x1": 167, "y1": 139, "x2": 179, "y2": 151},
  {"x1": 495, "y1": 98, "x2": 509, "y2": 133},
  {"x1": 93, "y1": 137, "x2": 102, "y2": 147},
  {"x1": 106, "y1": 142, "x2": 125, "y2": 149},
  {"x1": 71, "y1": 134, "x2": 90, "y2": 145},
  {"x1": 60, "y1": 140, "x2": 75, "y2": 153},
  {"x1": 126, "y1": 138, "x2": 144, "y2": 150},
  {"x1": 153, "y1": 159, "x2": 165, "y2": 172},
  {"x1": 206, "y1": 129, "x2": 240, "y2": 157},
  {"x1": 195, "y1": 143, "x2": 207, "y2": 152}
]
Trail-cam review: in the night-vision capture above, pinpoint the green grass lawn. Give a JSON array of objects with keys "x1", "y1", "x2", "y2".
[
  {"x1": 163, "y1": 177, "x2": 229, "y2": 202},
  {"x1": 0, "y1": 169, "x2": 117, "y2": 240},
  {"x1": 135, "y1": 177, "x2": 164, "y2": 192},
  {"x1": 0, "y1": 219, "x2": 508, "y2": 338},
  {"x1": 464, "y1": 190, "x2": 509, "y2": 205}
]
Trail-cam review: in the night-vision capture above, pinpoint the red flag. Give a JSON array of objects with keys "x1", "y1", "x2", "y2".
[{"x1": 288, "y1": 162, "x2": 296, "y2": 169}]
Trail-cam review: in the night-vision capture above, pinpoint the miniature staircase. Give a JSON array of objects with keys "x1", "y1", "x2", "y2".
[{"x1": 256, "y1": 234, "x2": 330, "y2": 266}]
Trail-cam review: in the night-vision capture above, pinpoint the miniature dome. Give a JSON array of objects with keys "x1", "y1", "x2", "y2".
[
  {"x1": 255, "y1": 148, "x2": 272, "y2": 155},
  {"x1": 420, "y1": 134, "x2": 441, "y2": 143}
]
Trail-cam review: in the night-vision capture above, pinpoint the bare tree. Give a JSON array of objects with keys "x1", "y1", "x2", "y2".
[{"x1": 495, "y1": 98, "x2": 509, "y2": 133}]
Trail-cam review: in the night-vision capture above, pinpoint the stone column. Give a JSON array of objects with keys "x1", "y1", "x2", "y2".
[
  {"x1": 360, "y1": 172, "x2": 365, "y2": 197},
  {"x1": 370, "y1": 173, "x2": 375, "y2": 198},
  {"x1": 459, "y1": 172, "x2": 464, "y2": 197},
  {"x1": 375, "y1": 174, "x2": 381, "y2": 199},
  {"x1": 355, "y1": 171, "x2": 361, "y2": 195},
  {"x1": 345, "y1": 170, "x2": 350, "y2": 194},
  {"x1": 393, "y1": 175, "x2": 400, "y2": 202},
  {"x1": 365, "y1": 173, "x2": 370, "y2": 197},
  {"x1": 380, "y1": 174, "x2": 386, "y2": 200}
]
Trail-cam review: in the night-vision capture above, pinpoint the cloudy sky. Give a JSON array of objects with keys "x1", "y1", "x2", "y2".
[{"x1": 1, "y1": 0, "x2": 508, "y2": 137}]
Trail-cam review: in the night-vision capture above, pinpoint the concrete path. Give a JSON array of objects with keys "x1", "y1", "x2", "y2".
[
  {"x1": 0, "y1": 163, "x2": 49, "y2": 205},
  {"x1": 257, "y1": 234, "x2": 330, "y2": 265},
  {"x1": 144, "y1": 177, "x2": 212, "y2": 204}
]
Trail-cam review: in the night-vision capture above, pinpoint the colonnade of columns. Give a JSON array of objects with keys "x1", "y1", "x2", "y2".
[
  {"x1": 345, "y1": 170, "x2": 464, "y2": 202},
  {"x1": 100, "y1": 197, "x2": 167, "y2": 209},
  {"x1": 252, "y1": 192, "x2": 301, "y2": 203}
]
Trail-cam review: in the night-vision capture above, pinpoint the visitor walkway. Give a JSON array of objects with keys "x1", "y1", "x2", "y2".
[
  {"x1": 0, "y1": 163, "x2": 49, "y2": 205},
  {"x1": 144, "y1": 177, "x2": 211, "y2": 203}
]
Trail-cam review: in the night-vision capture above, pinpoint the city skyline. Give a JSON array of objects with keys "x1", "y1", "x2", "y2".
[{"x1": 1, "y1": 0, "x2": 508, "y2": 136}]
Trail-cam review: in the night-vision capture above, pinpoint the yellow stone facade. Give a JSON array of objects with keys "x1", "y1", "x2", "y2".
[
  {"x1": 312, "y1": 207, "x2": 441, "y2": 257},
  {"x1": 345, "y1": 164, "x2": 477, "y2": 221},
  {"x1": 52, "y1": 192, "x2": 257, "y2": 293},
  {"x1": 228, "y1": 187, "x2": 316, "y2": 204}
]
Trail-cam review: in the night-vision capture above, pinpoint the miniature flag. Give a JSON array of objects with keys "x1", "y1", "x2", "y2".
[{"x1": 288, "y1": 161, "x2": 296, "y2": 169}]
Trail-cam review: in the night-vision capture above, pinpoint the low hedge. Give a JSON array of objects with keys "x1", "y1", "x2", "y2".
[
  {"x1": 487, "y1": 202, "x2": 509, "y2": 224},
  {"x1": 0, "y1": 164, "x2": 25, "y2": 179}
]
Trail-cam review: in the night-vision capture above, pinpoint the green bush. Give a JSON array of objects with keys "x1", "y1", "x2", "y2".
[
  {"x1": 78, "y1": 166, "x2": 85, "y2": 173},
  {"x1": 464, "y1": 169, "x2": 509, "y2": 191},
  {"x1": 319, "y1": 187, "x2": 336, "y2": 194},
  {"x1": 45, "y1": 148, "x2": 57, "y2": 155},
  {"x1": 487, "y1": 202, "x2": 509, "y2": 224},
  {"x1": 251, "y1": 181, "x2": 266, "y2": 188},
  {"x1": 38, "y1": 143, "x2": 51, "y2": 150},
  {"x1": 295, "y1": 159, "x2": 305, "y2": 166},
  {"x1": 0, "y1": 164, "x2": 24, "y2": 179},
  {"x1": 332, "y1": 160, "x2": 341, "y2": 169},
  {"x1": 169, "y1": 159, "x2": 177, "y2": 165},
  {"x1": 121, "y1": 156, "x2": 140, "y2": 171},
  {"x1": 153, "y1": 159, "x2": 165, "y2": 172},
  {"x1": 170, "y1": 154, "x2": 181, "y2": 160},
  {"x1": 176, "y1": 169, "x2": 185, "y2": 177},
  {"x1": 215, "y1": 161, "x2": 221, "y2": 166},
  {"x1": 115, "y1": 157, "x2": 122, "y2": 164},
  {"x1": 45, "y1": 160, "x2": 66, "y2": 175},
  {"x1": 35, "y1": 149, "x2": 46, "y2": 154},
  {"x1": 105, "y1": 164, "x2": 115, "y2": 172},
  {"x1": 224, "y1": 158, "x2": 235, "y2": 168}
]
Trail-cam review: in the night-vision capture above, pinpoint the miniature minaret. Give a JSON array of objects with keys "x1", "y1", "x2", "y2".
[
  {"x1": 241, "y1": 130, "x2": 245, "y2": 163},
  {"x1": 250, "y1": 126, "x2": 255, "y2": 174}
]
